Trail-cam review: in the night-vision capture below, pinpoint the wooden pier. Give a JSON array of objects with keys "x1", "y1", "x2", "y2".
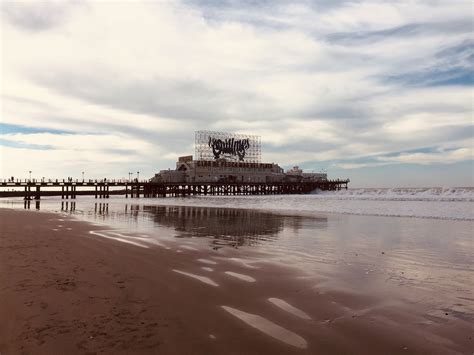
[{"x1": 0, "y1": 179, "x2": 349, "y2": 199}]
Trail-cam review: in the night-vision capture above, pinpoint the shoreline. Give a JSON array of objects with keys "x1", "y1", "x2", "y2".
[
  {"x1": 2, "y1": 195, "x2": 474, "y2": 221},
  {"x1": 1, "y1": 208, "x2": 472, "y2": 354}
]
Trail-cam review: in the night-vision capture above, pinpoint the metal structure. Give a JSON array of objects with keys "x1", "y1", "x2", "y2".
[
  {"x1": 195, "y1": 131, "x2": 261, "y2": 163},
  {"x1": 0, "y1": 179, "x2": 350, "y2": 200}
]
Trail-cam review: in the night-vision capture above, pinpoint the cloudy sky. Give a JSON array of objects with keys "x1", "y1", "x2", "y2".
[{"x1": 1, "y1": 0, "x2": 472, "y2": 187}]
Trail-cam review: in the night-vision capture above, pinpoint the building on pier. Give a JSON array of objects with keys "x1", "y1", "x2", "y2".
[{"x1": 151, "y1": 131, "x2": 328, "y2": 184}]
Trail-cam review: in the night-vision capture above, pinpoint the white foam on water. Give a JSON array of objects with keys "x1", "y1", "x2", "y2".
[
  {"x1": 209, "y1": 334, "x2": 216, "y2": 340},
  {"x1": 201, "y1": 267, "x2": 214, "y2": 272},
  {"x1": 221, "y1": 306, "x2": 307, "y2": 349},
  {"x1": 268, "y1": 298, "x2": 311, "y2": 320},
  {"x1": 225, "y1": 271, "x2": 256, "y2": 283},
  {"x1": 172, "y1": 270, "x2": 219, "y2": 287},
  {"x1": 116, "y1": 190, "x2": 473, "y2": 220},
  {"x1": 66, "y1": 228, "x2": 72, "y2": 230},
  {"x1": 176, "y1": 250, "x2": 182, "y2": 253},
  {"x1": 89, "y1": 231, "x2": 149, "y2": 248},
  {"x1": 52, "y1": 228, "x2": 58, "y2": 231},
  {"x1": 198, "y1": 258, "x2": 217, "y2": 265}
]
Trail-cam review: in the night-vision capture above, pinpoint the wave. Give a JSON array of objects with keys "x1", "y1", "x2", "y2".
[{"x1": 312, "y1": 187, "x2": 474, "y2": 202}]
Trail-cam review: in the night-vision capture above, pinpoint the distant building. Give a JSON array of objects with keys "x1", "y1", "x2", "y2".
[{"x1": 151, "y1": 131, "x2": 327, "y2": 183}]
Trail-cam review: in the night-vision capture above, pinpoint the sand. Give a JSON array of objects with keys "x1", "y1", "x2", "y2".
[{"x1": 0, "y1": 208, "x2": 472, "y2": 354}]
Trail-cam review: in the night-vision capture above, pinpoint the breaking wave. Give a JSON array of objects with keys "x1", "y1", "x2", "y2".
[{"x1": 312, "y1": 187, "x2": 474, "y2": 202}]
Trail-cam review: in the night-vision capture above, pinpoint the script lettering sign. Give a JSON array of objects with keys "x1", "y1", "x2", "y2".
[{"x1": 208, "y1": 137, "x2": 250, "y2": 161}]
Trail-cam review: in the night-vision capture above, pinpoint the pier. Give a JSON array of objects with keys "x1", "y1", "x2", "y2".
[{"x1": 0, "y1": 179, "x2": 349, "y2": 199}]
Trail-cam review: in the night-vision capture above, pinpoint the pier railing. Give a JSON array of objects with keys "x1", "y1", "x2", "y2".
[{"x1": 0, "y1": 179, "x2": 350, "y2": 199}]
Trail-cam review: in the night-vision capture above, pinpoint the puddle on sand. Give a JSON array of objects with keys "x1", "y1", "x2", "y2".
[
  {"x1": 225, "y1": 271, "x2": 256, "y2": 283},
  {"x1": 201, "y1": 267, "x2": 214, "y2": 272},
  {"x1": 268, "y1": 298, "x2": 311, "y2": 320},
  {"x1": 221, "y1": 306, "x2": 307, "y2": 349},
  {"x1": 130, "y1": 236, "x2": 166, "y2": 247},
  {"x1": 173, "y1": 270, "x2": 219, "y2": 287},
  {"x1": 228, "y1": 257, "x2": 259, "y2": 269},
  {"x1": 89, "y1": 231, "x2": 150, "y2": 249},
  {"x1": 180, "y1": 245, "x2": 198, "y2": 251},
  {"x1": 197, "y1": 258, "x2": 217, "y2": 265}
]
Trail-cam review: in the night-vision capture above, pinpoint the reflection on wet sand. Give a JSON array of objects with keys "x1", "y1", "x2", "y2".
[
  {"x1": 268, "y1": 298, "x2": 312, "y2": 320},
  {"x1": 173, "y1": 269, "x2": 219, "y2": 287},
  {"x1": 135, "y1": 204, "x2": 326, "y2": 249},
  {"x1": 224, "y1": 271, "x2": 256, "y2": 283},
  {"x1": 221, "y1": 306, "x2": 308, "y2": 349}
]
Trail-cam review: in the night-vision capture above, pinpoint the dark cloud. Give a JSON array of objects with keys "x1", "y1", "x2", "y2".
[
  {"x1": 1, "y1": 1, "x2": 81, "y2": 31},
  {"x1": 264, "y1": 139, "x2": 337, "y2": 154},
  {"x1": 183, "y1": 0, "x2": 357, "y2": 31},
  {"x1": 31, "y1": 69, "x2": 291, "y2": 122},
  {"x1": 381, "y1": 40, "x2": 474, "y2": 87},
  {"x1": 326, "y1": 20, "x2": 472, "y2": 45}
]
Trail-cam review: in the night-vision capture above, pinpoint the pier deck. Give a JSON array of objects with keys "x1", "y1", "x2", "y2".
[{"x1": 0, "y1": 179, "x2": 349, "y2": 199}]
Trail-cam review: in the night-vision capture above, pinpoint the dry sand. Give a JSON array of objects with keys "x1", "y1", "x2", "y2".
[{"x1": 0, "y1": 208, "x2": 472, "y2": 354}]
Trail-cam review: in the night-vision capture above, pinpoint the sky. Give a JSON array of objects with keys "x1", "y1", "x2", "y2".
[{"x1": 0, "y1": 0, "x2": 472, "y2": 187}]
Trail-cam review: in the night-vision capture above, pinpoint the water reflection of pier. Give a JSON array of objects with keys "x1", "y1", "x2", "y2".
[
  {"x1": 144, "y1": 205, "x2": 284, "y2": 247},
  {"x1": 23, "y1": 200, "x2": 78, "y2": 212},
  {"x1": 124, "y1": 205, "x2": 327, "y2": 248}
]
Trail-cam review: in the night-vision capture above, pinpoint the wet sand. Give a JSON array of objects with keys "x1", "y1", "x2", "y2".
[{"x1": 0, "y1": 208, "x2": 472, "y2": 354}]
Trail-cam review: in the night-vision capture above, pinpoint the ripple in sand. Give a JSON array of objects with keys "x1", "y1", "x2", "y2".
[
  {"x1": 225, "y1": 271, "x2": 256, "y2": 283},
  {"x1": 201, "y1": 267, "x2": 214, "y2": 272},
  {"x1": 268, "y1": 298, "x2": 311, "y2": 320},
  {"x1": 197, "y1": 258, "x2": 217, "y2": 265},
  {"x1": 221, "y1": 306, "x2": 307, "y2": 349},
  {"x1": 173, "y1": 270, "x2": 219, "y2": 287},
  {"x1": 89, "y1": 231, "x2": 149, "y2": 249}
]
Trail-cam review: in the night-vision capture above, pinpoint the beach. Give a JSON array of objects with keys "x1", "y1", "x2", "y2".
[{"x1": 1, "y1": 203, "x2": 472, "y2": 354}]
